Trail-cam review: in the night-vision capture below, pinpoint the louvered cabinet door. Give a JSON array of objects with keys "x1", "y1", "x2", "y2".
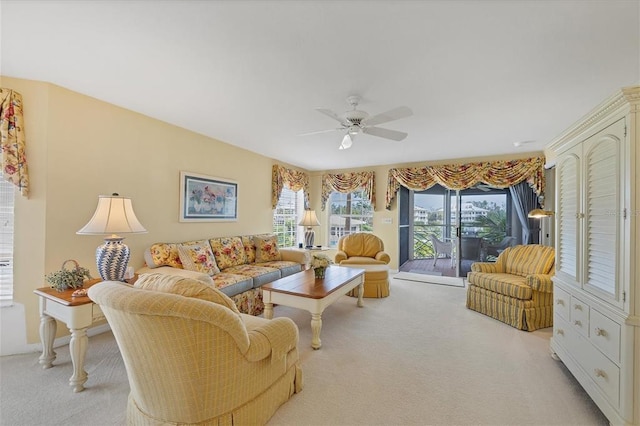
[
  {"x1": 582, "y1": 118, "x2": 626, "y2": 308},
  {"x1": 555, "y1": 146, "x2": 581, "y2": 286}
]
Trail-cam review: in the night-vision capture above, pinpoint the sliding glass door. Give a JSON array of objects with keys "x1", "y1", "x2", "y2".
[{"x1": 401, "y1": 185, "x2": 511, "y2": 277}]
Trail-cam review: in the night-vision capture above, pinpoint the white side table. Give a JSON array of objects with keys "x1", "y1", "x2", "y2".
[{"x1": 33, "y1": 279, "x2": 105, "y2": 392}]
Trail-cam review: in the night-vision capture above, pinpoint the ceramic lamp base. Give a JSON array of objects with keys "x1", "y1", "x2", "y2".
[
  {"x1": 304, "y1": 229, "x2": 315, "y2": 248},
  {"x1": 96, "y1": 238, "x2": 130, "y2": 281}
]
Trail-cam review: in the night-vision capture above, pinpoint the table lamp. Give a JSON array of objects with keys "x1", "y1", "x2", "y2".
[
  {"x1": 298, "y1": 209, "x2": 320, "y2": 248},
  {"x1": 77, "y1": 193, "x2": 147, "y2": 281}
]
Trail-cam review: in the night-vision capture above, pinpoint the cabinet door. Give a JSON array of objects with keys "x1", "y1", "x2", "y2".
[
  {"x1": 582, "y1": 118, "x2": 625, "y2": 307},
  {"x1": 555, "y1": 145, "x2": 581, "y2": 287}
]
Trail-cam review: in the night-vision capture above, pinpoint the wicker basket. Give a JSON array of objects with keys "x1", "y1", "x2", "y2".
[{"x1": 45, "y1": 260, "x2": 92, "y2": 292}]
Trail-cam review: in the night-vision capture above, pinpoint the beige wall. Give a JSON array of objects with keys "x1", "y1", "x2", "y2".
[
  {"x1": 3, "y1": 76, "x2": 544, "y2": 349},
  {"x1": 4, "y1": 77, "x2": 278, "y2": 346}
]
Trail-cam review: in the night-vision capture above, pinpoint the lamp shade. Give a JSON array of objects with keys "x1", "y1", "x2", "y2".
[
  {"x1": 528, "y1": 209, "x2": 555, "y2": 218},
  {"x1": 77, "y1": 194, "x2": 147, "y2": 236},
  {"x1": 298, "y1": 210, "x2": 320, "y2": 227}
]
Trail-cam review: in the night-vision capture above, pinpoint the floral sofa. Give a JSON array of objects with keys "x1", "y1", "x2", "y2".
[
  {"x1": 137, "y1": 234, "x2": 309, "y2": 315},
  {"x1": 466, "y1": 244, "x2": 555, "y2": 331}
]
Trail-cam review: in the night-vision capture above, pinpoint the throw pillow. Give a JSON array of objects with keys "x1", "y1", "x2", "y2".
[
  {"x1": 148, "y1": 242, "x2": 182, "y2": 268},
  {"x1": 134, "y1": 273, "x2": 239, "y2": 314},
  {"x1": 209, "y1": 237, "x2": 247, "y2": 270},
  {"x1": 177, "y1": 242, "x2": 220, "y2": 276},
  {"x1": 254, "y1": 234, "x2": 282, "y2": 263}
]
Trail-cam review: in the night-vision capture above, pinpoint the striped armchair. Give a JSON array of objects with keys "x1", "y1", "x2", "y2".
[
  {"x1": 466, "y1": 244, "x2": 555, "y2": 331},
  {"x1": 89, "y1": 278, "x2": 303, "y2": 425}
]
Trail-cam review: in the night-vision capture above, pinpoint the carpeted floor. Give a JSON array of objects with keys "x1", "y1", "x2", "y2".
[{"x1": 1, "y1": 275, "x2": 608, "y2": 425}]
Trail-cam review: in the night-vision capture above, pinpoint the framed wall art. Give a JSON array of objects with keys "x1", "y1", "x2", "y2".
[{"x1": 179, "y1": 171, "x2": 238, "y2": 222}]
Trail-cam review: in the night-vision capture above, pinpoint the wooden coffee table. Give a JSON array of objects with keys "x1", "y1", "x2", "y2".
[{"x1": 262, "y1": 266, "x2": 365, "y2": 349}]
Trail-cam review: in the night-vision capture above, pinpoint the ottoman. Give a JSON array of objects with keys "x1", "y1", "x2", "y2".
[{"x1": 343, "y1": 264, "x2": 390, "y2": 298}]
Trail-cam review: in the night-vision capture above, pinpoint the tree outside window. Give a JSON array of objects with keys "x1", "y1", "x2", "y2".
[{"x1": 328, "y1": 189, "x2": 373, "y2": 248}]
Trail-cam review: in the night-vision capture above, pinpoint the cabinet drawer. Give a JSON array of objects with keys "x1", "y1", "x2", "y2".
[
  {"x1": 554, "y1": 287, "x2": 571, "y2": 321},
  {"x1": 553, "y1": 315, "x2": 577, "y2": 348},
  {"x1": 576, "y1": 333, "x2": 620, "y2": 408},
  {"x1": 589, "y1": 309, "x2": 621, "y2": 363},
  {"x1": 570, "y1": 296, "x2": 590, "y2": 337}
]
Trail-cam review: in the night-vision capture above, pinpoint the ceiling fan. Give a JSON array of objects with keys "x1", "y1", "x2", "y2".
[{"x1": 301, "y1": 95, "x2": 413, "y2": 150}]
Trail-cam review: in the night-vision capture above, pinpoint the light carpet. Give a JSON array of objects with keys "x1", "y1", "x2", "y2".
[
  {"x1": 0, "y1": 277, "x2": 608, "y2": 425},
  {"x1": 395, "y1": 271, "x2": 465, "y2": 287}
]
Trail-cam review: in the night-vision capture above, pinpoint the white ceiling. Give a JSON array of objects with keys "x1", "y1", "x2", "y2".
[{"x1": 1, "y1": 1, "x2": 639, "y2": 171}]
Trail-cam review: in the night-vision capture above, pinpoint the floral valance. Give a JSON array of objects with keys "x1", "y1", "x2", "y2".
[
  {"x1": 0, "y1": 88, "x2": 29, "y2": 197},
  {"x1": 386, "y1": 157, "x2": 545, "y2": 209},
  {"x1": 271, "y1": 164, "x2": 310, "y2": 209},
  {"x1": 321, "y1": 171, "x2": 376, "y2": 211}
]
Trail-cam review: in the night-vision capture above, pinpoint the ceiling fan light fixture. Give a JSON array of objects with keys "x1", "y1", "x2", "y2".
[{"x1": 340, "y1": 133, "x2": 353, "y2": 150}]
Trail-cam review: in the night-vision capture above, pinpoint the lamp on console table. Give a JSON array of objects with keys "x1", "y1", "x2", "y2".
[
  {"x1": 298, "y1": 209, "x2": 320, "y2": 249},
  {"x1": 77, "y1": 193, "x2": 147, "y2": 281}
]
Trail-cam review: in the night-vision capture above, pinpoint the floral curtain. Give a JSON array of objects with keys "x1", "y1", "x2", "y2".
[
  {"x1": 271, "y1": 164, "x2": 310, "y2": 209},
  {"x1": 321, "y1": 171, "x2": 376, "y2": 211},
  {"x1": 0, "y1": 88, "x2": 29, "y2": 197},
  {"x1": 386, "y1": 157, "x2": 544, "y2": 209}
]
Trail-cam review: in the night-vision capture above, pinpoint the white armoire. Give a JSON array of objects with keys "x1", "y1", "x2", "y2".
[{"x1": 546, "y1": 86, "x2": 639, "y2": 426}]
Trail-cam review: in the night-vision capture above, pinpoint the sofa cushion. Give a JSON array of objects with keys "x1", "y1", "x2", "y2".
[
  {"x1": 209, "y1": 237, "x2": 247, "y2": 270},
  {"x1": 177, "y1": 242, "x2": 221, "y2": 276},
  {"x1": 502, "y1": 245, "x2": 555, "y2": 277},
  {"x1": 467, "y1": 272, "x2": 532, "y2": 300},
  {"x1": 146, "y1": 240, "x2": 208, "y2": 269},
  {"x1": 211, "y1": 273, "x2": 254, "y2": 297},
  {"x1": 259, "y1": 260, "x2": 301, "y2": 278},
  {"x1": 254, "y1": 234, "x2": 282, "y2": 262},
  {"x1": 223, "y1": 264, "x2": 281, "y2": 288},
  {"x1": 146, "y1": 242, "x2": 182, "y2": 268},
  {"x1": 134, "y1": 273, "x2": 240, "y2": 315},
  {"x1": 241, "y1": 235, "x2": 257, "y2": 263}
]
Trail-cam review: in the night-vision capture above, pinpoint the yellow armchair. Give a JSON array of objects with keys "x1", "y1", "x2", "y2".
[
  {"x1": 88, "y1": 276, "x2": 303, "y2": 425},
  {"x1": 466, "y1": 244, "x2": 555, "y2": 331},
  {"x1": 334, "y1": 233, "x2": 391, "y2": 298},
  {"x1": 334, "y1": 233, "x2": 391, "y2": 265}
]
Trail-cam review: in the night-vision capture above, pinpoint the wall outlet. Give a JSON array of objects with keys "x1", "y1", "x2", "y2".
[{"x1": 382, "y1": 218, "x2": 393, "y2": 224}]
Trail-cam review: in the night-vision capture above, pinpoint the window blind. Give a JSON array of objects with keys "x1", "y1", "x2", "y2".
[{"x1": 0, "y1": 180, "x2": 15, "y2": 307}]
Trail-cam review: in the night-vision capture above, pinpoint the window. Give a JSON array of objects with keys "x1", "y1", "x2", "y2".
[
  {"x1": 272, "y1": 186, "x2": 304, "y2": 248},
  {"x1": 328, "y1": 189, "x2": 374, "y2": 248},
  {"x1": 0, "y1": 180, "x2": 15, "y2": 307}
]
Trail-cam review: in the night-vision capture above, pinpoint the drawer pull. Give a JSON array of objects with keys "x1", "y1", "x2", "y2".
[
  {"x1": 573, "y1": 304, "x2": 583, "y2": 311},
  {"x1": 556, "y1": 299, "x2": 565, "y2": 306},
  {"x1": 594, "y1": 369, "x2": 607, "y2": 379},
  {"x1": 594, "y1": 327, "x2": 607, "y2": 337},
  {"x1": 556, "y1": 329, "x2": 564, "y2": 336},
  {"x1": 574, "y1": 320, "x2": 582, "y2": 327}
]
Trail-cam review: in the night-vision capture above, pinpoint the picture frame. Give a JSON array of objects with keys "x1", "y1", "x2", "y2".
[{"x1": 179, "y1": 171, "x2": 238, "y2": 222}]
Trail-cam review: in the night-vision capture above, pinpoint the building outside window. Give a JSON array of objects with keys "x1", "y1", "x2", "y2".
[
  {"x1": 327, "y1": 189, "x2": 373, "y2": 248},
  {"x1": 272, "y1": 186, "x2": 304, "y2": 248}
]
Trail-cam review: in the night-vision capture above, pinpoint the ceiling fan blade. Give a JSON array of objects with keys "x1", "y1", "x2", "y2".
[
  {"x1": 362, "y1": 126, "x2": 408, "y2": 141},
  {"x1": 316, "y1": 108, "x2": 350, "y2": 126},
  {"x1": 362, "y1": 106, "x2": 413, "y2": 127},
  {"x1": 298, "y1": 128, "x2": 342, "y2": 136}
]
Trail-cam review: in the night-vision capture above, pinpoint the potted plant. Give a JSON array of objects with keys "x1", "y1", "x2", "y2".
[
  {"x1": 45, "y1": 260, "x2": 92, "y2": 292},
  {"x1": 310, "y1": 253, "x2": 332, "y2": 279}
]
